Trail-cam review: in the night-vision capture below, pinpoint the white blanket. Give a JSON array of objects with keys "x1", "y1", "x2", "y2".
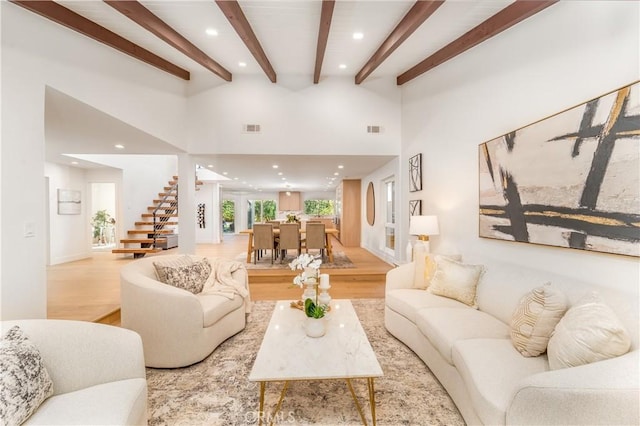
[{"x1": 201, "y1": 258, "x2": 252, "y2": 313}]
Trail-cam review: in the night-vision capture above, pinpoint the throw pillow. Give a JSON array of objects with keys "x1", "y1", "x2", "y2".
[
  {"x1": 412, "y1": 252, "x2": 462, "y2": 290},
  {"x1": 0, "y1": 326, "x2": 54, "y2": 425},
  {"x1": 427, "y1": 257, "x2": 484, "y2": 308},
  {"x1": 510, "y1": 283, "x2": 568, "y2": 357},
  {"x1": 155, "y1": 257, "x2": 212, "y2": 294},
  {"x1": 153, "y1": 255, "x2": 194, "y2": 282},
  {"x1": 547, "y1": 291, "x2": 631, "y2": 370}
]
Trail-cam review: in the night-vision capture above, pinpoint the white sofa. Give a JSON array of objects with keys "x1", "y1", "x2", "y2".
[
  {"x1": 120, "y1": 255, "x2": 249, "y2": 368},
  {"x1": 0, "y1": 319, "x2": 147, "y2": 425},
  {"x1": 385, "y1": 260, "x2": 639, "y2": 425}
]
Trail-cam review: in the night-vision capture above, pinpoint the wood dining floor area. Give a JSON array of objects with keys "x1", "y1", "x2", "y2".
[{"x1": 46, "y1": 234, "x2": 395, "y2": 324}]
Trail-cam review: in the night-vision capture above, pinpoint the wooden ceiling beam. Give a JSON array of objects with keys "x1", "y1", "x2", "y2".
[
  {"x1": 10, "y1": 0, "x2": 190, "y2": 80},
  {"x1": 313, "y1": 0, "x2": 336, "y2": 84},
  {"x1": 105, "y1": 0, "x2": 231, "y2": 82},
  {"x1": 355, "y1": 0, "x2": 444, "y2": 85},
  {"x1": 215, "y1": 0, "x2": 277, "y2": 83},
  {"x1": 397, "y1": 0, "x2": 558, "y2": 85}
]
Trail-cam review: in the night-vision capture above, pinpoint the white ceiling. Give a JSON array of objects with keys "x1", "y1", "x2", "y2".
[
  {"x1": 40, "y1": 0, "x2": 520, "y2": 192},
  {"x1": 54, "y1": 0, "x2": 515, "y2": 93}
]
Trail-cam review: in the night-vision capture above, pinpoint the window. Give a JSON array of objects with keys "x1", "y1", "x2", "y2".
[
  {"x1": 304, "y1": 199, "x2": 334, "y2": 216},
  {"x1": 249, "y1": 200, "x2": 276, "y2": 228},
  {"x1": 222, "y1": 200, "x2": 235, "y2": 233}
]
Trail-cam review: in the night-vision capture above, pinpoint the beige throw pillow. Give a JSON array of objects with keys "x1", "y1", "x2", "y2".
[
  {"x1": 413, "y1": 252, "x2": 462, "y2": 290},
  {"x1": 427, "y1": 257, "x2": 484, "y2": 308},
  {"x1": 510, "y1": 283, "x2": 568, "y2": 357},
  {"x1": 154, "y1": 258, "x2": 212, "y2": 294},
  {"x1": 547, "y1": 292, "x2": 631, "y2": 370},
  {"x1": 153, "y1": 255, "x2": 194, "y2": 282}
]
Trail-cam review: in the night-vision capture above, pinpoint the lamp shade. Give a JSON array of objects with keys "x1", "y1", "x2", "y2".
[{"x1": 409, "y1": 215, "x2": 439, "y2": 237}]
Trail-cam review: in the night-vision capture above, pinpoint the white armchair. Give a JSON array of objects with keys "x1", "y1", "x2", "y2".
[
  {"x1": 1, "y1": 319, "x2": 147, "y2": 425},
  {"x1": 120, "y1": 255, "x2": 249, "y2": 368}
]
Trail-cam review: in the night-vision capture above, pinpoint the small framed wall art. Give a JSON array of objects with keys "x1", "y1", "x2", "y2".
[
  {"x1": 57, "y1": 189, "x2": 81, "y2": 215},
  {"x1": 409, "y1": 200, "x2": 422, "y2": 216},
  {"x1": 409, "y1": 153, "x2": 422, "y2": 192}
]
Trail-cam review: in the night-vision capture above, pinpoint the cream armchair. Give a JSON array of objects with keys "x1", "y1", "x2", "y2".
[
  {"x1": 0, "y1": 319, "x2": 147, "y2": 425},
  {"x1": 120, "y1": 255, "x2": 249, "y2": 368}
]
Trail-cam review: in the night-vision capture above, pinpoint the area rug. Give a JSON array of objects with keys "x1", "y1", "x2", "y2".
[
  {"x1": 146, "y1": 299, "x2": 464, "y2": 426},
  {"x1": 235, "y1": 251, "x2": 356, "y2": 270}
]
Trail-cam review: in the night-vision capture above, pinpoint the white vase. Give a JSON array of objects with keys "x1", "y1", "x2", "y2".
[{"x1": 305, "y1": 317, "x2": 326, "y2": 338}]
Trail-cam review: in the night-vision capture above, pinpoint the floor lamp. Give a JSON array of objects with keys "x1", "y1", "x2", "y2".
[{"x1": 409, "y1": 215, "x2": 440, "y2": 260}]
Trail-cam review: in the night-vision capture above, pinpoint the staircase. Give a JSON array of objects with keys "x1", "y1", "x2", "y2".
[{"x1": 112, "y1": 176, "x2": 181, "y2": 258}]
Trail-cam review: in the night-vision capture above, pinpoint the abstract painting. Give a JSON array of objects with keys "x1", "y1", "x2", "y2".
[
  {"x1": 479, "y1": 81, "x2": 640, "y2": 257},
  {"x1": 409, "y1": 153, "x2": 422, "y2": 192},
  {"x1": 57, "y1": 189, "x2": 81, "y2": 215}
]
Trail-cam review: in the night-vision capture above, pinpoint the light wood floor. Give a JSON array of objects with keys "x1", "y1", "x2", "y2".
[{"x1": 47, "y1": 234, "x2": 395, "y2": 323}]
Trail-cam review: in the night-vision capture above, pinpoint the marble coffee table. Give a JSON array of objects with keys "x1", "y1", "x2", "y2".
[{"x1": 249, "y1": 299, "x2": 383, "y2": 425}]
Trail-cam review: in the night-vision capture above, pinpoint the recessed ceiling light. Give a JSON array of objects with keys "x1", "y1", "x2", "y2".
[
  {"x1": 272, "y1": 165, "x2": 278, "y2": 169},
  {"x1": 114, "y1": 144, "x2": 125, "y2": 149},
  {"x1": 334, "y1": 172, "x2": 339, "y2": 176},
  {"x1": 353, "y1": 32, "x2": 364, "y2": 40},
  {"x1": 282, "y1": 177, "x2": 286, "y2": 180},
  {"x1": 207, "y1": 164, "x2": 213, "y2": 168},
  {"x1": 339, "y1": 64, "x2": 347, "y2": 70},
  {"x1": 238, "y1": 62, "x2": 247, "y2": 67},
  {"x1": 277, "y1": 172, "x2": 283, "y2": 176},
  {"x1": 223, "y1": 171, "x2": 228, "y2": 175},
  {"x1": 71, "y1": 161, "x2": 78, "y2": 165},
  {"x1": 338, "y1": 165, "x2": 344, "y2": 169},
  {"x1": 205, "y1": 28, "x2": 218, "y2": 37},
  {"x1": 234, "y1": 177, "x2": 239, "y2": 180}
]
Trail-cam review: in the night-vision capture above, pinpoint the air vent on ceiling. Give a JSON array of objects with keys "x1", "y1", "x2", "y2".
[
  {"x1": 243, "y1": 124, "x2": 261, "y2": 133},
  {"x1": 367, "y1": 125, "x2": 382, "y2": 134}
]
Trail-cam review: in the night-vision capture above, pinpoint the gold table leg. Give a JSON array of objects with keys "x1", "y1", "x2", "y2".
[
  {"x1": 258, "y1": 380, "x2": 289, "y2": 426},
  {"x1": 345, "y1": 378, "x2": 377, "y2": 426},
  {"x1": 258, "y1": 381, "x2": 265, "y2": 426},
  {"x1": 368, "y1": 377, "x2": 377, "y2": 426}
]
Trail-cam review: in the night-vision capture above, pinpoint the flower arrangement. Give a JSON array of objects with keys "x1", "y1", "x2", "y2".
[
  {"x1": 289, "y1": 253, "x2": 326, "y2": 319},
  {"x1": 286, "y1": 213, "x2": 300, "y2": 223},
  {"x1": 289, "y1": 253, "x2": 322, "y2": 287}
]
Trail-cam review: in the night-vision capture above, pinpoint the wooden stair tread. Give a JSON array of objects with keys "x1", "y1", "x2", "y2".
[
  {"x1": 120, "y1": 238, "x2": 166, "y2": 244},
  {"x1": 135, "y1": 221, "x2": 178, "y2": 226},
  {"x1": 141, "y1": 213, "x2": 178, "y2": 218},
  {"x1": 158, "y1": 192, "x2": 177, "y2": 197},
  {"x1": 153, "y1": 199, "x2": 178, "y2": 204},
  {"x1": 112, "y1": 248, "x2": 163, "y2": 254},
  {"x1": 127, "y1": 229, "x2": 176, "y2": 234},
  {"x1": 148, "y1": 206, "x2": 177, "y2": 210}
]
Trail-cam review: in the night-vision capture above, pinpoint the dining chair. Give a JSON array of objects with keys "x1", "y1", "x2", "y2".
[
  {"x1": 277, "y1": 223, "x2": 301, "y2": 263},
  {"x1": 266, "y1": 220, "x2": 281, "y2": 229},
  {"x1": 303, "y1": 223, "x2": 327, "y2": 259},
  {"x1": 252, "y1": 224, "x2": 275, "y2": 264}
]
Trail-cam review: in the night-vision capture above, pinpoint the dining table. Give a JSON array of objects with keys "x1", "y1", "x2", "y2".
[{"x1": 240, "y1": 227, "x2": 340, "y2": 263}]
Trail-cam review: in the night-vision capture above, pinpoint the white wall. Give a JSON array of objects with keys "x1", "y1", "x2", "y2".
[
  {"x1": 401, "y1": 1, "x2": 640, "y2": 292},
  {"x1": 74, "y1": 155, "x2": 178, "y2": 241},
  {"x1": 0, "y1": 3, "x2": 188, "y2": 319},
  {"x1": 44, "y1": 163, "x2": 90, "y2": 265},
  {"x1": 187, "y1": 75, "x2": 400, "y2": 155},
  {"x1": 360, "y1": 158, "x2": 401, "y2": 264},
  {"x1": 195, "y1": 183, "x2": 223, "y2": 244}
]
